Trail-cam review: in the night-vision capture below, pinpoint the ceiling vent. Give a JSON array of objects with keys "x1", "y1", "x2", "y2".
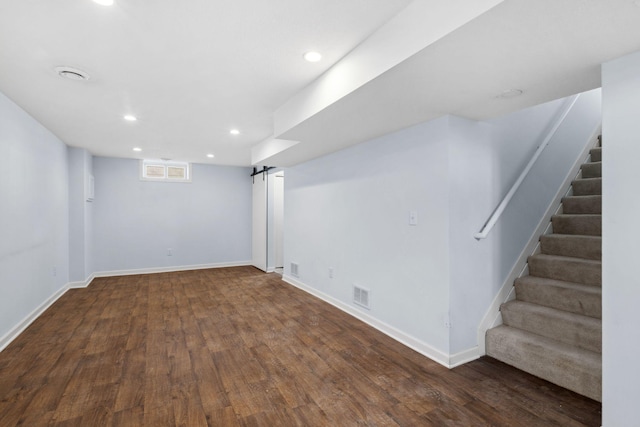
[
  {"x1": 496, "y1": 88, "x2": 523, "y2": 99},
  {"x1": 55, "y1": 66, "x2": 90, "y2": 81}
]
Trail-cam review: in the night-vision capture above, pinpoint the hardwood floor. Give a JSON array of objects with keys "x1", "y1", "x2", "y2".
[{"x1": 0, "y1": 267, "x2": 601, "y2": 426}]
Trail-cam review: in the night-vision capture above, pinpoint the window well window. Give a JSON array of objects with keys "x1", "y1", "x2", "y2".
[{"x1": 140, "y1": 160, "x2": 191, "y2": 182}]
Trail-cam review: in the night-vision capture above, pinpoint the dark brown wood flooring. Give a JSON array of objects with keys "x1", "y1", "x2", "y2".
[{"x1": 0, "y1": 266, "x2": 601, "y2": 426}]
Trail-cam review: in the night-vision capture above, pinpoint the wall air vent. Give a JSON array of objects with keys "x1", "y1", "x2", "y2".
[
  {"x1": 290, "y1": 262, "x2": 299, "y2": 278},
  {"x1": 353, "y1": 285, "x2": 370, "y2": 309}
]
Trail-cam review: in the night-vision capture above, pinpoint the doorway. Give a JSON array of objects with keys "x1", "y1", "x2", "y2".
[
  {"x1": 251, "y1": 168, "x2": 284, "y2": 273},
  {"x1": 251, "y1": 170, "x2": 267, "y2": 272},
  {"x1": 273, "y1": 172, "x2": 284, "y2": 272}
]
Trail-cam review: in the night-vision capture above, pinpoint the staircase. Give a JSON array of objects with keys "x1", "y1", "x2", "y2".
[{"x1": 486, "y1": 138, "x2": 602, "y2": 402}]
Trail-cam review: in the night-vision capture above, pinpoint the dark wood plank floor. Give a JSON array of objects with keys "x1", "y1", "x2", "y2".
[{"x1": 0, "y1": 266, "x2": 601, "y2": 426}]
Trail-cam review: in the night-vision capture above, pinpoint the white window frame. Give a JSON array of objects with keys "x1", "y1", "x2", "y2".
[{"x1": 140, "y1": 159, "x2": 192, "y2": 183}]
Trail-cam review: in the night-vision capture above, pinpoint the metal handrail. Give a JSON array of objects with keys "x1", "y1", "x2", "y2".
[{"x1": 474, "y1": 94, "x2": 580, "y2": 240}]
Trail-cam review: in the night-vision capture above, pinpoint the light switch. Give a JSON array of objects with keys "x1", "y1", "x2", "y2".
[{"x1": 409, "y1": 210, "x2": 418, "y2": 226}]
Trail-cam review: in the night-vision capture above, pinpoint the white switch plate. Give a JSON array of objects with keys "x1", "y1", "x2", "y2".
[{"x1": 409, "y1": 210, "x2": 418, "y2": 226}]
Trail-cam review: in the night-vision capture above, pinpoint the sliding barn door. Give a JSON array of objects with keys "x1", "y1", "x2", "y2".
[
  {"x1": 274, "y1": 174, "x2": 284, "y2": 269},
  {"x1": 252, "y1": 172, "x2": 267, "y2": 272}
]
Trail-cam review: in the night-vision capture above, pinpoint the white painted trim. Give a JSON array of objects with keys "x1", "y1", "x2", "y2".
[
  {"x1": 68, "y1": 273, "x2": 96, "y2": 289},
  {"x1": 449, "y1": 346, "x2": 481, "y2": 368},
  {"x1": 282, "y1": 274, "x2": 473, "y2": 369},
  {"x1": 476, "y1": 268, "x2": 521, "y2": 355},
  {"x1": 92, "y1": 261, "x2": 252, "y2": 278},
  {"x1": 476, "y1": 123, "x2": 602, "y2": 356},
  {"x1": 0, "y1": 283, "x2": 70, "y2": 353}
]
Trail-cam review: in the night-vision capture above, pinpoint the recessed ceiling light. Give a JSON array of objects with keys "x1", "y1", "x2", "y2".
[
  {"x1": 303, "y1": 51, "x2": 322, "y2": 63},
  {"x1": 124, "y1": 115, "x2": 137, "y2": 121},
  {"x1": 230, "y1": 129, "x2": 240, "y2": 135},
  {"x1": 93, "y1": 0, "x2": 114, "y2": 6},
  {"x1": 133, "y1": 147, "x2": 142, "y2": 152},
  {"x1": 55, "y1": 66, "x2": 90, "y2": 81},
  {"x1": 496, "y1": 89, "x2": 524, "y2": 99},
  {"x1": 207, "y1": 154, "x2": 215, "y2": 158}
]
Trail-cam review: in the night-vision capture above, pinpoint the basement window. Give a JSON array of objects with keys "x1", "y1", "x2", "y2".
[{"x1": 140, "y1": 160, "x2": 191, "y2": 183}]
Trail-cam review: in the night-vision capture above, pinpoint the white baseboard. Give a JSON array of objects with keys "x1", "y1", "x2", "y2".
[
  {"x1": 68, "y1": 273, "x2": 96, "y2": 289},
  {"x1": 0, "y1": 283, "x2": 70, "y2": 353},
  {"x1": 450, "y1": 346, "x2": 481, "y2": 368},
  {"x1": 92, "y1": 260, "x2": 253, "y2": 279},
  {"x1": 282, "y1": 274, "x2": 478, "y2": 369}
]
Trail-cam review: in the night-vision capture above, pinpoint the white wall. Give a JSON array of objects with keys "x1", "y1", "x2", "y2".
[
  {"x1": 601, "y1": 49, "x2": 640, "y2": 426},
  {"x1": 0, "y1": 92, "x2": 69, "y2": 342},
  {"x1": 487, "y1": 90, "x2": 602, "y2": 285},
  {"x1": 92, "y1": 157, "x2": 252, "y2": 273},
  {"x1": 283, "y1": 91, "x2": 601, "y2": 363},
  {"x1": 68, "y1": 147, "x2": 93, "y2": 283},
  {"x1": 447, "y1": 116, "x2": 494, "y2": 354},
  {"x1": 285, "y1": 117, "x2": 453, "y2": 355}
]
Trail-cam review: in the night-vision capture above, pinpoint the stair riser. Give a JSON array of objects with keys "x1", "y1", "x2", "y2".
[
  {"x1": 540, "y1": 235, "x2": 601, "y2": 260},
  {"x1": 551, "y1": 215, "x2": 601, "y2": 236},
  {"x1": 486, "y1": 327, "x2": 601, "y2": 401},
  {"x1": 581, "y1": 162, "x2": 601, "y2": 178},
  {"x1": 528, "y1": 256, "x2": 601, "y2": 286},
  {"x1": 572, "y1": 179, "x2": 601, "y2": 196},
  {"x1": 590, "y1": 148, "x2": 601, "y2": 162},
  {"x1": 562, "y1": 196, "x2": 601, "y2": 214},
  {"x1": 515, "y1": 280, "x2": 601, "y2": 318},
  {"x1": 501, "y1": 303, "x2": 601, "y2": 352}
]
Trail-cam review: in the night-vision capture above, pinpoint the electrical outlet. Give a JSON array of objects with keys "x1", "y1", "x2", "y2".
[
  {"x1": 329, "y1": 267, "x2": 334, "y2": 279},
  {"x1": 167, "y1": 248, "x2": 172, "y2": 256},
  {"x1": 52, "y1": 266, "x2": 57, "y2": 277}
]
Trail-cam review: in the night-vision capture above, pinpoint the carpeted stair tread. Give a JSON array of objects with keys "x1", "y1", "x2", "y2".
[
  {"x1": 515, "y1": 275, "x2": 601, "y2": 318},
  {"x1": 500, "y1": 300, "x2": 601, "y2": 352},
  {"x1": 551, "y1": 214, "x2": 601, "y2": 236},
  {"x1": 572, "y1": 177, "x2": 601, "y2": 196},
  {"x1": 486, "y1": 325, "x2": 601, "y2": 401},
  {"x1": 580, "y1": 161, "x2": 601, "y2": 178},
  {"x1": 561, "y1": 195, "x2": 602, "y2": 214},
  {"x1": 528, "y1": 254, "x2": 601, "y2": 286},
  {"x1": 540, "y1": 234, "x2": 601, "y2": 260},
  {"x1": 485, "y1": 137, "x2": 603, "y2": 402}
]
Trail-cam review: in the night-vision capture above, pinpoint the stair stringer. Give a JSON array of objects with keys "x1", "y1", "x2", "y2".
[{"x1": 477, "y1": 124, "x2": 601, "y2": 355}]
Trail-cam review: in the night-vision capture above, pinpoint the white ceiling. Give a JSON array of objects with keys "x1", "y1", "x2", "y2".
[{"x1": 1, "y1": 0, "x2": 640, "y2": 167}]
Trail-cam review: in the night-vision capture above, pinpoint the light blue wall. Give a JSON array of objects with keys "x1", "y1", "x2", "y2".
[
  {"x1": 446, "y1": 116, "x2": 493, "y2": 354},
  {"x1": 285, "y1": 117, "x2": 453, "y2": 354},
  {"x1": 602, "y1": 49, "x2": 640, "y2": 425},
  {"x1": 283, "y1": 91, "x2": 602, "y2": 360},
  {"x1": 0, "y1": 92, "x2": 69, "y2": 342},
  {"x1": 0, "y1": 82, "x2": 601, "y2": 366},
  {"x1": 487, "y1": 90, "x2": 602, "y2": 289},
  {"x1": 92, "y1": 157, "x2": 252, "y2": 273},
  {"x1": 68, "y1": 147, "x2": 93, "y2": 283}
]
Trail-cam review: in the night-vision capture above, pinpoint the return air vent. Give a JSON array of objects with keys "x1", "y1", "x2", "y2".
[
  {"x1": 353, "y1": 285, "x2": 370, "y2": 309},
  {"x1": 290, "y1": 262, "x2": 299, "y2": 277}
]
